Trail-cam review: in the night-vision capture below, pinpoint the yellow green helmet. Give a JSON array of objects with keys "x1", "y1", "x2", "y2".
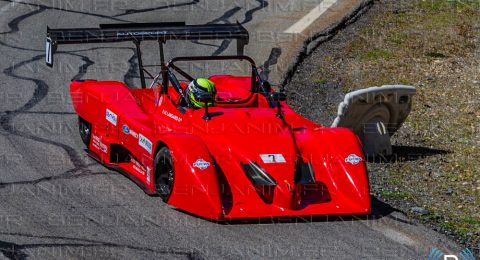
[{"x1": 187, "y1": 78, "x2": 216, "y2": 108}]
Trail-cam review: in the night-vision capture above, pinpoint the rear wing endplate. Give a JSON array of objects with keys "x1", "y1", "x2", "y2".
[{"x1": 45, "y1": 22, "x2": 249, "y2": 67}]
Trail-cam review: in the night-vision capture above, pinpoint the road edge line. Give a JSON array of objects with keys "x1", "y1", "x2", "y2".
[{"x1": 280, "y1": 0, "x2": 374, "y2": 89}]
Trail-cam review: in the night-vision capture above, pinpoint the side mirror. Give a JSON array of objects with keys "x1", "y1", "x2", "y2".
[
  {"x1": 270, "y1": 92, "x2": 286, "y2": 102},
  {"x1": 195, "y1": 92, "x2": 214, "y2": 121},
  {"x1": 270, "y1": 92, "x2": 287, "y2": 119}
]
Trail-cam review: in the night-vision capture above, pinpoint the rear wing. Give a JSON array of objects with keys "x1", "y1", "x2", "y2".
[{"x1": 45, "y1": 22, "x2": 249, "y2": 88}]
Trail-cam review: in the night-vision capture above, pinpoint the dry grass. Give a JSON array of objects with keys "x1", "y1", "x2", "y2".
[{"x1": 315, "y1": 0, "x2": 480, "y2": 246}]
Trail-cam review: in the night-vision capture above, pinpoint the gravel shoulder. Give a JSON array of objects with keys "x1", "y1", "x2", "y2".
[{"x1": 286, "y1": 0, "x2": 480, "y2": 251}]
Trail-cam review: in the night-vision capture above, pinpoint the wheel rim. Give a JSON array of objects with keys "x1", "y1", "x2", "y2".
[
  {"x1": 156, "y1": 152, "x2": 174, "y2": 198},
  {"x1": 80, "y1": 122, "x2": 90, "y2": 138},
  {"x1": 78, "y1": 118, "x2": 91, "y2": 146}
]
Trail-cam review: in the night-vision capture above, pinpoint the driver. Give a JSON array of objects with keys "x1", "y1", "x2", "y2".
[{"x1": 186, "y1": 78, "x2": 216, "y2": 108}]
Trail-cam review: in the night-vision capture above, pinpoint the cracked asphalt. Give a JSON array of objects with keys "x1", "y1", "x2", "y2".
[{"x1": 0, "y1": 0, "x2": 462, "y2": 259}]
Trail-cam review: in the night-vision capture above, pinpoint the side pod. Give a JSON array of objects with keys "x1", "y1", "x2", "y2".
[
  {"x1": 295, "y1": 127, "x2": 371, "y2": 214},
  {"x1": 155, "y1": 134, "x2": 223, "y2": 220}
]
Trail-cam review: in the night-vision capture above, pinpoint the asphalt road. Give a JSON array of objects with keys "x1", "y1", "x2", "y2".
[{"x1": 0, "y1": 0, "x2": 462, "y2": 259}]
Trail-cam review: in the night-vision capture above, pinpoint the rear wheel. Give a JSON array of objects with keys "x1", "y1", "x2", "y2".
[
  {"x1": 78, "y1": 117, "x2": 91, "y2": 147},
  {"x1": 154, "y1": 147, "x2": 174, "y2": 201}
]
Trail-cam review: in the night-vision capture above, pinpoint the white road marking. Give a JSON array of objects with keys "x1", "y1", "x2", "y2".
[{"x1": 284, "y1": 0, "x2": 338, "y2": 34}]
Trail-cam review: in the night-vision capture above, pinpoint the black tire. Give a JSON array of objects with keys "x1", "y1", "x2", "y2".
[
  {"x1": 78, "y1": 117, "x2": 91, "y2": 147},
  {"x1": 154, "y1": 147, "x2": 174, "y2": 201}
]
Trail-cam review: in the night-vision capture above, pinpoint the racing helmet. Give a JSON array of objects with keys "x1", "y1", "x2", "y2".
[{"x1": 186, "y1": 78, "x2": 216, "y2": 108}]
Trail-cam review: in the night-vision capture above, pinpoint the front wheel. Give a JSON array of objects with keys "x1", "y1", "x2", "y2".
[{"x1": 154, "y1": 147, "x2": 174, "y2": 201}]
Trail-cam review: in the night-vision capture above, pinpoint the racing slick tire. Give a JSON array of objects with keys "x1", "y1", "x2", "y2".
[
  {"x1": 154, "y1": 147, "x2": 174, "y2": 202},
  {"x1": 78, "y1": 117, "x2": 91, "y2": 147}
]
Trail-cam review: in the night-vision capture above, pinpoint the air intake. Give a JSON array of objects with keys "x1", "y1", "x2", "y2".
[
  {"x1": 292, "y1": 161, "x2": 329, "y2": 210},
  {"x1": 241, "y1": 162, "x2": 277, "y2": 204}
]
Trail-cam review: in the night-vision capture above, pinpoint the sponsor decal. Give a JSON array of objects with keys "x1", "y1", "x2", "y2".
[
  {"x1": 122, "y1": 124, "x2": 138, "y2": 139},
  {"x1": 129, "y1": 129, "x2": 138, "y2": 138},
  {"x1": 131, "y1": 158, "x2": 146, "y2": 176},
  {"x1": 260, "y1": 154, "x2": 286, "y2": 163},
  {"x1": 122, "y1": 124, "x2": 130, "y2": 134},
  {"x1": 146, "y1": 167, "x2": 151, "y2": 185},
  {"x1": 117, "y1": 31, "x2": 167, "y2": 37},
  {"x1": 122, "y1": 124, "x2": 138, "y2": 138},
  {"x1": 345, "y1": 154, "x2": 362, "y2": 165},
  {"x1": 193, "y1": 158, "x2": 210, "y2": 170},
  {"x1": 92, "y1": 134, "x2": 108, "y2": 154},
  {"x1": 162, "y1": 109, "x2": 182, "y2": 122},
  {"x1": 138, "y1": 134, "x2": 153, "y2": 154},
  {"x1": 105, "y1": 109, "x2": 117, "y2": 126}
]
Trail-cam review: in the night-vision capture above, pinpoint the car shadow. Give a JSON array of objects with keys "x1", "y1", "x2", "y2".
[
  {"x1": 177, "y1": 196, "x2": 412, "y2": 225},
  {"x1": 366, "y1": 145, "x2": 449, "y2": 163}
]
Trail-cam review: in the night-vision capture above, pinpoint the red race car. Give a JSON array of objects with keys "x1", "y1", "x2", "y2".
[{"x1": 46, "y1": 22, "x2": 370, "y2": 220}]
